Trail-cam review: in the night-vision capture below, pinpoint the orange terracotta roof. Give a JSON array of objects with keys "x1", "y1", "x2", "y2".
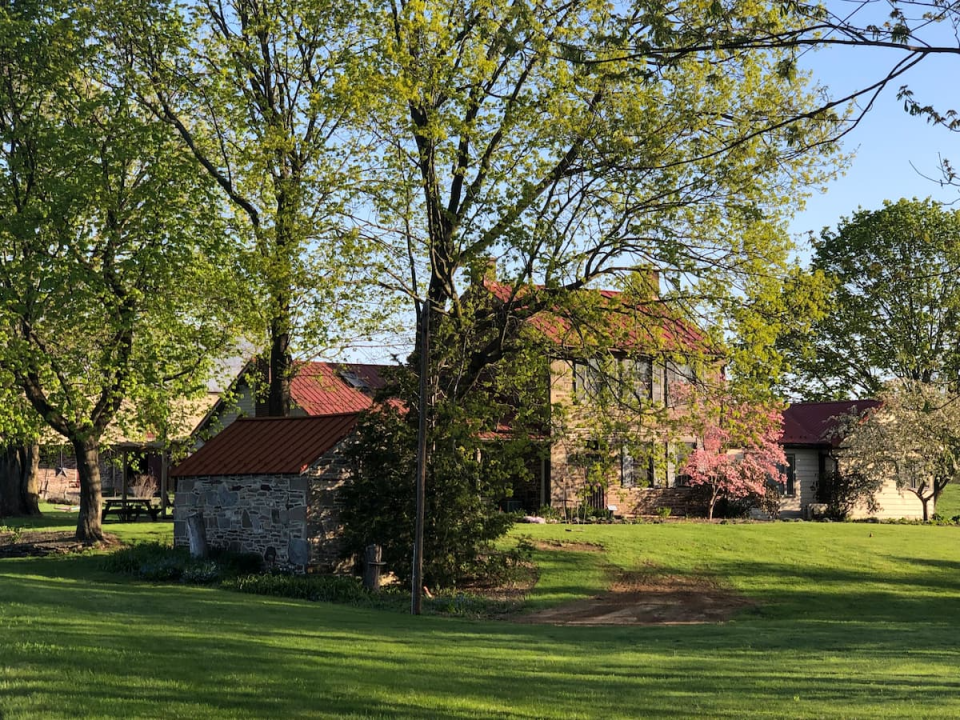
[{"x1": 170, "y1": 414, "x2": 357, "y2": 477}]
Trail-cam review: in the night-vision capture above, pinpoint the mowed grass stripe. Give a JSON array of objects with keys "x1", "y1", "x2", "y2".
[{"x1": 0, "y1": 522, "x2": 959, "y2": 717}]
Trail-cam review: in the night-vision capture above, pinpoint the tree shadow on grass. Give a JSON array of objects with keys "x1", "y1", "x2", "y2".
[
  {"x1": 887, "y1": 555, "x2": 960, "y2": 574},
  {"x1": 3, "y1": 555, "x2": 960, "y2": 718},
  {"x1": 697, "y1": 556, "x2": 960, "y2": 625},
  {"x1": 1, "y1": 510, "x2": 78, "y2": 531}
]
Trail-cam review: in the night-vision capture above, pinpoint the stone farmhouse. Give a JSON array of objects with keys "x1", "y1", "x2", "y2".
[{"x1": 474, "y1": 274, "x2": 712, "y2": 518}]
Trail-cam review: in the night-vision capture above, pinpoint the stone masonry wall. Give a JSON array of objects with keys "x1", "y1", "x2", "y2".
[
  {"x1": 305, "y1": 451, "x2": 351, "y2": 572},
  {"x1": 174, "y1": 473, "x2": 311, "y2": 570},
  {"x1": 610, "y1": 486, "x2": 707, "y2": 517}
]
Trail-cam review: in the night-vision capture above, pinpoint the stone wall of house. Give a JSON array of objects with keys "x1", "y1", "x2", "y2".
[
  {"x1": 547, "y1": 359, "x2": 706, "y2": 517},
  {"x1": 305, "y1": 451, "x2": 352, "y2": 571},
  {"x1": 173, "y1": 446, "x2": 351, "y2": 572},
  {"x1": 174, "y1": 473, "x2": 310, "y2": 570}
]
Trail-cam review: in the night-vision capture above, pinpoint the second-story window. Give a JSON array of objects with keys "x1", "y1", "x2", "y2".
[
  {"x1": 572, "y1": 359, "x2": 603, "y2": 401},
  {"x1": 665, "y1": 361, "x2": 696, "y2": 407},
  {"x1": 618, "y1": 356, "x2": 652, "y2": 403},
  {"x1": 573, "y1": 356, "x2": 654, "y2": 405}
]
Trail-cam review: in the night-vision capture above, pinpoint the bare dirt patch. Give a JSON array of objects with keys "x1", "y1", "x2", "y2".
[
  {"x1": 0, "y1": 530, "x2": 119, "y2": 559},
  {"x1": 531, "y1": 539, "x2": 604, "y2": 553},
  {"x1": 519, "y1": 570, "x2": 754, "y2": 626}
]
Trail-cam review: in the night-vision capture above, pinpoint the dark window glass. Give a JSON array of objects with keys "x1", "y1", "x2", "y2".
[{"x1": 779, "y1": 454, "x2": 797, "y2": 497}]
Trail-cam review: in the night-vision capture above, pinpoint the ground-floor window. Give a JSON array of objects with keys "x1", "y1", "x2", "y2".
[
  {"x1": 673, "y1": 442, "x2": 698, "y2": 487},
  {"x1": 622, "y1": 444, "x2": 655, "y2": 488}
]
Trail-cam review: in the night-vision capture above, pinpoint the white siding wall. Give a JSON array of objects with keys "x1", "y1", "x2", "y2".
[
  {"x1": 215, "y1": 384, "x2": 256, "y2": 429},
  {"x1": 779, "y1": 446, "x2": 927, "y2": 520},
  {"x1": 195, "y1": 383, "x2": 256, "y2": 449},
  {"x1": 850, "y1": 481, "x2": 927, "y2": 520}
]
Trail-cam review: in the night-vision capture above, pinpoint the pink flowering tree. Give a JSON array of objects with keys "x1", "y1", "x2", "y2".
[{"x1": 674, "y1": 384, "x2": 787, "y2": 520}]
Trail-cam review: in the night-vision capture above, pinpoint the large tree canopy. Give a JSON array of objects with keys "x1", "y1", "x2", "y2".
[
  {"x1": 0, "y1": 0, "x2": 244, "y2": 541},
  {"x1": 111, "y1": 0, "x2": 390, "y2": 416},
  {"x1": 355, "y1": 0, "x2": 845, "y2": 388},
  {"x1": 782, "y1": 198, "x2": 960, "y2": 400},
  {"x1": 337, "y1": 0, "x2": 847, "y2": 595}
]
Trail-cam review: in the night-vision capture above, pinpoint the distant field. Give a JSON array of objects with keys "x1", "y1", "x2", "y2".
[
  {"x1": 2, "y1": 516, "x2": 960, "y2": 718},
  {"x1": 935, "y1": 483, "x2": 960, "y2": 518}
]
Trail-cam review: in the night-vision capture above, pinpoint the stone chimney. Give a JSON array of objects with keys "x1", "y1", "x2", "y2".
[{"x1": 469, "y1": 256, "x2": 497, "y2": 286}]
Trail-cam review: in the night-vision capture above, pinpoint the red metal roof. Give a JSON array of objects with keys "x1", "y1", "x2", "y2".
[
  {"x1": 482, "y1": 279, "x2": 712, "y2": 355},
  {"x1": 170, "y1": 414, "x2": 357, "y2": 477},
  {"x1": 290, "y1": 362, "x2": 389, "y2": 416},
  {"x1": 780, "y1": 400, "x2": 880, "y2": 446}
]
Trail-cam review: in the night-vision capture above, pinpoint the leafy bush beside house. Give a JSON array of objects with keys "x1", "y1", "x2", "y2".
[{"x1": 339, "y1": 398, "x2": 523, "y2": 590}]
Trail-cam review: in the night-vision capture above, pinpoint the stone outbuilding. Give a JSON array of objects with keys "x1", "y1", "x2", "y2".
[{"x1": 171, "y1": 413, "x2": 357, "y2": 571}]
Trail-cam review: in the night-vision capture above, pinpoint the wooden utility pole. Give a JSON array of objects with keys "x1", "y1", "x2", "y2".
[{"x1": 412, "y1": 299, "x2": 430, "y2": 615}]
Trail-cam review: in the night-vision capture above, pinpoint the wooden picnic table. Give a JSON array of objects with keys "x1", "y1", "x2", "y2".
[{"x1": 101, "y1": 496, "x2": 161, "y2": 522}]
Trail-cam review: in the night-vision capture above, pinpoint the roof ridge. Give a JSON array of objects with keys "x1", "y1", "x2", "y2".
[
  {"x1": 235, "y1": 412, "x2": 360, "y2": 422},
  {"x1": 788, "y1": 399, "x2": 878, "y2": 406},
  {"x1": 296, "y1": 359, "x2": 394, "y2": 368}
]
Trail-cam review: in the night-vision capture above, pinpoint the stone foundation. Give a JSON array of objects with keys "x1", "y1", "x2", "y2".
[{"x1": 610, "y1": 486, "x2": 707, "y2": 517}]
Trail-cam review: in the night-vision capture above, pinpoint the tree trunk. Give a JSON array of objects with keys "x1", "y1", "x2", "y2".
[
  {"x1": 71, "y1": 437, "x2": 105, "y2": 544},
  {"x1": 707, "y1": 487, "x2": 719, "y2": 521},
  {"x1": 267, "y1": 319, "x2": 291, "y2": 417},
  {"x1": 265, "y1": 182, "x2": 294, "y2": 418},
  {"x1": 21, "y1": 443, "x2": 39, "y2": 516},
  {"x1": 0, "y1": 443, "x2": 41, "y2": 517}
]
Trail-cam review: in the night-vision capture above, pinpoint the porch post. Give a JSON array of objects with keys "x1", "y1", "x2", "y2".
[
  {"x1": 121, "y1": 448, "x2": 128, "y2": 505},
  {"x1": 160, "y1": 451, "x2": 169, "y2": 518}
]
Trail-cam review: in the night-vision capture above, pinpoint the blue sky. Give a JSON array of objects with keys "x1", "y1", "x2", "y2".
[{"x1": 789, "y1": 38, "x2": 960, "y2": 254}]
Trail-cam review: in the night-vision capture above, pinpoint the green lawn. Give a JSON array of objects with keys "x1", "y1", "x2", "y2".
[
  {"x1": 2, "y1": 502, "x2": 173, "y2": 544},
  {"x1": 2, "y1": 519, "x2": 960, "y2": 718}
]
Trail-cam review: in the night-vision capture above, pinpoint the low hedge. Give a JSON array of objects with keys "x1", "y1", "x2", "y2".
[{"x1": 101, "y1": 541, "x2": 524, "y2": 617}]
